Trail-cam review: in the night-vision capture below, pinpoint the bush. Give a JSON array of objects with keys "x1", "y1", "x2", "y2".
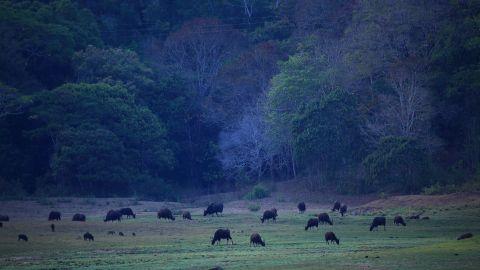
[
  {"x1": 422, "y1": 182, "x2": 457, "y2": 195},
  {"x1": 247, "y1": 204, "x2": 261, "y2": 212},
  {"x1": 244, "y1": 184, "x2": 270, "y2": 200}
]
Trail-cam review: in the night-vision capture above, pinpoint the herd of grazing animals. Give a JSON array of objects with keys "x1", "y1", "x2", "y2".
[{"x1": 0, "y1": 201, "x2": 474, "y2": 249}]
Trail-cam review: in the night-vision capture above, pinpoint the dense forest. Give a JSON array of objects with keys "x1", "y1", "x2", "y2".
[{"x1": 1, "y1": 0, "x2": 479, "y2": 199}]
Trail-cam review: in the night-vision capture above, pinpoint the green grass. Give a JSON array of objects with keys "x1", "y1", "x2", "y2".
[{"x1": 0, "y1": 207, "x2": 479, "y2": 269}]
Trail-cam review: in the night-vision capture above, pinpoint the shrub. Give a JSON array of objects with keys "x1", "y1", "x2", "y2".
[
  {"x1": 244, "y1": 184, "x2": 270, "y2": 200},
  {"x1": 248, "y1": 204, "x2": 261, "y2": 212}
]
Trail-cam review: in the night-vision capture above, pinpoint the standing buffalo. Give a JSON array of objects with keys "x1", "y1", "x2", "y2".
[
  {"x1": 104, "y1": 210, "x2": 122, "y2": 222},
  {"x1": 18, "y1": 234, "x2": 28, "y2": 242},
  {"x1": 298, "y1": 202, "x2": 306, "y2": 213},
  {"x1": 211, "y1": 229, "x2": 233, "y2": 245},
  {"x1": 0, "y1": 215, "x2": 9, "y2": 222},
  {"x1": 325, "y1": 231, "x2": 340, "y2": 245},
  {"x1": 204, "y1": 203, "x2": 224, "y2": 216},
  {"x1": 370, "y1": 217, "x2": 386, "y2": 231},
  {"x1": 340, "y1": 205, "x2": 347, "y2": 216},
  {"x1": 182, "y1": 211, "x2": 192, "y2": 220},
  {"x1": 261, "y1": 210, "x2": 277, "y2": 223},
  {"x1": 317, "y1": 213, "x2": 333, "y2": 225},
  {"x1": 83, "y1": 232, "x2": 94, "y2": 241},
  {"x1": 72, "y1": 213, "x2": 86, "y2": 222},
  {"x1": 332, "y1": 201, "x2": 341, "y2": 212},
  {"x1": 250, "y1": 233, "x2": 265, "y2": 246},
  {"x1": 305, "y1": 218, "x2": 319, "y2": 230},
  {"x1": 394, "y1": 216, "x2": 406, "y2": 226},
  {"x1": 119, "y1": 208, "x2": 136, "y2": 219},
  {"x1": 48, "y1": 211, "x2": 61, "y2": 221},
  {"x1": 157, "y1": 208, "x2": 175, "y2": 221}
]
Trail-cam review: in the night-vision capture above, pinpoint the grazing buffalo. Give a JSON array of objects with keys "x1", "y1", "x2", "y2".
[
  {"x1": 250, "y1": 233, "x2": 265, "y2": 246},
  {"x1": 457, "y1": 233, "x2": 473, "y2": 240},
  {"x1": 83, "y1": 232, "x2": 94, "y2": 241},
  {"x1": 422, "y1": 216, "x2": 430, "y2": 220},
  {"x1": 325, "y1": 231, "x2": 340, "y2": 245},
  {"x1": 50, "y1": 224, "x2": 55, "y2": 232},
  {"x1": 0, "y1": 222, "x2": 2, "y2": 228},
  {"x1": 48, "y1": 211, "x2": 61, "y2": 221},
  {"x1": 407, "y1": 211, "x2": 424, "y2": 219},
  {"x1": 298, "y1": 202, "x2": 306, "y2": 213},
  {"x1": 340, "y1": 205, "x2": 347, "y2": 216},
  {"x1": 317, "y1": 213, "x2": 333, "y2": 225},
  {"x1": 72, "y1": 213, "x2": 86, "y2": 222},
  {"x1": 332, "y1": 201, "x2": 341, "y2": 212},
  {"x1": 0, "y1": 215, "x2": 9, "y2": 222},
  {"x1": 157, "y1": 208, "x2": 175, "y2": 221},
  {"x1": 394, "y1": 216, "x2": 406, "y2": 226},
  {"x1": 104, "y1": 210, "x2": 122, "y2": 222},
  {"x1": 119, "y1": 232, "x2": 124, "y2": 236},
  {"x1": 370, "y1": 217, "x2": 386, "y2": 231},
  {"x1": 204, "y1": 203, "x2": 224, "y2": 216},
  {"x1": 305, "y1": 218, "x2": 319, "y2": 230},
  {"x1": 261, "y1": 210, "x2": 277, "y2": 223},
  {"x1": 119, "y1": 208, "x2": 136, "y2": 219},
  {"x1": 182, "y1": 211, "x2": 192, "y2": 220},
  {"x1": 18, "y1": 234, "x2": 28, "y2": 242},
  {"x1": 211, "y1": 229, "x2": 233, "y2": 245},
  {"x1": 107, "y1": 231, "x2": 115, "y2": 235},
  {"x1": 132, "y1": 232, "x2": 136, "y2": 236},
  {"x1": 270, "y1": 208, "x2": 278, "y2": 217}
]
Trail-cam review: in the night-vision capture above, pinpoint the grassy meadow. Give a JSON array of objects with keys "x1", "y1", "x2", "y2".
[{"x1": 0, "y1": 204, "x2": 479, "y2": 270}]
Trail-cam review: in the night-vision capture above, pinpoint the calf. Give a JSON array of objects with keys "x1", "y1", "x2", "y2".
[
  {"x1": 211, "y1": 229, "x2": 233, "y2": 245},
  {"x1": 394, "y1": 216, "x2": 406, "y2": 226},
  {"x1": 298, "y1": 202, "x2": 306, "y2": 213},
  {"x1": 107, "y1": 231, "x2": 115, "y2": 235},
  {"x1": 157, "y1": 208, "x2": 175, "y2": 221},
  {"x1": 18, "y1": 234, "x2": 28, "y2": 242},
  {"x1": 340, "y1": 205, "x2": 347, "y2": 217},
  {"x1": 182, "y1": 211, "x2": 192, "y2": 220},
  {"x1": 250, "y1": 233, "x2": 265, "y2": 246},
  {"x1": 325, "y1": 231, "x2": 339, "y2": 245},
  {"x1": 370, "y1": 216, "x2": 386, "y2": 231},
  {"x1": 83, "y1": 232, "x2": 94, "y2": 241},
  {"x1": 305, "y1": 218, "x2": 319, "y2": 230},
  {"x1": 317, "y1": 213, "x2": 333, "y2": 225},
  {"x1": 457, "y1": 233, "x2": 473, "y2": 240},
  {"x1": 261, "y1": 210, "x2": 277, "y2": 223},
  {"x1": 48, "y1": 211, "x2": 61, "y2": 221}
]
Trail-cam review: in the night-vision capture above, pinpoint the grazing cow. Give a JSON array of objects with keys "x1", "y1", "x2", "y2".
[
  {"x1": 50, "y1": 224, "x2": 55, "y2": 232},
  {"x1": 83, "y1": 232, "x2": 94, "y2": 241},
  {"x1": 0, "y1": 222, "x2": 2, "y2": 228},
  {"x1": 18, "y1": 234, "x2": 28, "y2": 242},
  {"x1": 370, "y1": 217, "x2": 386, "y2": 231},
  {"x1": 157, "y1": 208, "x2": 175, "y2": 221},
  {"x1": 119, "y1": 232, "x2": 124, "y2": 236},
  {"x1": 204, "y1": 203, "x2": 224, "y2": 216},
  {"x1": 394, "y1": 216, "x2": 406, "y2": 226},
  {"x1": 48, "y1": 211, "x2": 61, "y2": 221},
  {"x1": 72, "y1": 213, "x2": 86, "y2": 222},
  {"x1": 457, "y1": 233, "x2": 473, "y2": 240},
  {"x1": 317, "y1": 213, "x2": 333, "y2": 225},
  {"x1": 211, "y1": 229, "x2": 233, "y2": 245},
  {"x1": 261, "y1": 210, "x2": 277, "y2": 223},
  {"x1": 305, "y1": 218, "x2": 319, "y2": 230},
  {"x1": 104, "y1": 210, "x2": 122, "y2": 222},
  {"x1": 325, "y1": 231, "x2": 340, "y2": 245},
  {"x1": 132, "y1": 232, "x2": 136, "y2": 236},
  {"x1": 119, "y1": 208, "x2": 136, "y2": 219},
  {"x1": 298, "y1": 202, "x2": 306, "y2": 213},
  {"x1": 107, "y1": 231, "x2": 115, "y2": 235},
  {"x1": 332, "y1": 201, "x2": 341, "y2": 212},
  {"x1": 182, "y1": 211, "x2": 192, "y2": 220},
  {"x1": 250, "y1": 233, "x2": 265, "y2": 246},
  {"x1": 0, "y1": 215, "x2": 9, "y2": 222},
  {"x1": 340, "y1": 205, "x2": 347, "y2": 217}
]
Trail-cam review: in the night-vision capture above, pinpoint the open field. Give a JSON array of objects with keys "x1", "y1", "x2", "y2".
[{"x1": 1, "y1": 197, "x2": 480, "y2": 269}]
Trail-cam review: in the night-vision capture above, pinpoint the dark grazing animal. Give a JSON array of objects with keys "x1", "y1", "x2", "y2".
[
  {"x1": 50, "y1": 224, "x2": 55, "y2": 232},
  {"x1": 325, "y1": 231, "x2": 340, "y2": 245},
  {"x1": 0, "y1": 222, "x2": 2, "y2": 228},
  {"x1": 204, "y1": 203, "x2": 224, "y2": 216},
  {"x1": 182, "y1": 211, "x2": 192, "y2": 220},
  {"x1": 119, "y1": 232, "x2": 124, "y2": 236},
  {"x1": 298, "y1": 202, "x2": 306, "y2": 213},
  {"x1": 332, "y1": 201, "x2": 341, "y2": 212},
  {"x1": 317, "y1": 213, "x2": 333, "y2": 225},
  {"x1": 457, "y1": 233, "x2": 473, "y2": 240},
  {"x1": 407, "y1": 211, "x2": 424, "y2": 219},
  {"x1": 422, "y1": 216, "x2": 430, "y2": 220},
  {"x1": 305, "y1": 218, "x2": 319, "y2": 230},
  {"x1": 250, "y1": 233, "x2": 265, "y2": 246},
  {"x1": 340, "y1": 205, "x2": 347, "y2": 216},
  {"x1": 119, "y1": 208, "x2": 136, "y2": 219},
  {"x1": 370, "y1": 216, "x2": 386, "y2": 231},
  {"x1": 48, "y1": 211, "x2": 61, "y2": 221},
  {"x1": 72, "y1": 213, "x2": 86, "y2": 222},
  {"x1": 132, "y1": 232, "x2": 136, "y2": 236},
  {"x1": 0, "y1": 215, "x2": 9, "y2": 222},
  {"x1": 107, "y1": 231, "x2": 115, "y2": 235},
  {"x1": 270, "y1": 208, "x2": 278, "y2": 217},
  {"x1": 18, "y1": 234, "x2": 28, "y2": 242},
  {"x1": 261, "y1": 210, "x2": 277, "y2": 223},
  {"x1": 83, "y1": 232, "x2": 94, "y2": 241},
  {"x1": 211, "y1": 229, "x2": 233, "y2": 245},
  {"x1": 394, "y1": 216, "x2": 406, "y2": 226},
  {"x1": 157, "y1": 208, "x2": 175, "y2": 221},
  {"x1": 104, "y1": 210, "x2": 122, "y2": 222}
]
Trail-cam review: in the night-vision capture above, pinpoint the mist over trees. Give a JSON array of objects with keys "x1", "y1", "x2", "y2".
[{"x1": 1, "y1": 0, "x2": 479, "y2": 198}]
